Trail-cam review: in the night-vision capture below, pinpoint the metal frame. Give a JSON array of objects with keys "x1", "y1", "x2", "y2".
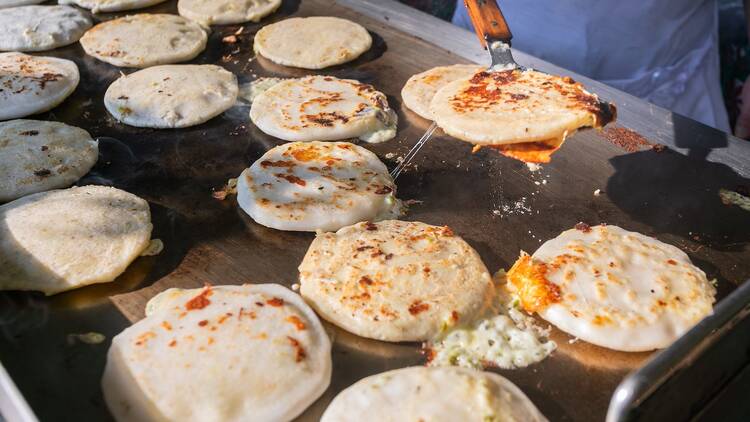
[
  {"x1": 0, "y1": 362, "x2": 37, "y2": 422},
  {"x1": 607, "y1": 279, "x2": 750, "y2": 421}
]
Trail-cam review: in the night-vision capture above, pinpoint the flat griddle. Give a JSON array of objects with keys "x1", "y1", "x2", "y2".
[{"x1": 1, "y1": 1, "x2": 750, "y2": 421}]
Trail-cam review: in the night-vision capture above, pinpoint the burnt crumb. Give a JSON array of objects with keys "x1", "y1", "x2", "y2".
[
  {"x1": 359, "y1": 276, "x2": 374, "y2": 286},
  {"x1": 117, "y1": 95, "x2": 129, "y2": 100},
  {"x1": 365, "y1": 222, "x2": 377, "y2": 231},
  {"x1": 356, "y1": 245, "x2": 373, "y2": 252},
  {"x1": 385, "y1": 253, "x2": 394, "y2": 260},
  {"x1": 574, "y1": 222, "x2": 592, "y2": 233},
  {"x1": 602, "y1": 126, "x2": 653, "y2": 152},
  {"x1": 19, "y1": 130, "x2": 39, "y2": 136},
  {"x1": 33, "y1": 169, "x2": 51, "y2": 177},
  {"x1": 40, "y1": 145, "x2": 48, "y2": 151},
  {"x1": 651, "y1": 144, "x2": 667, "y2": 153},
  {"x1": 229, "y1": 124, "x2": 247, "y2": 136},
  {"x1": 509, "y1": 93, "x2": 529, "y2": 100},
  {"x1": 374, "y1": 186, "x2": 392, "y2": 195}
]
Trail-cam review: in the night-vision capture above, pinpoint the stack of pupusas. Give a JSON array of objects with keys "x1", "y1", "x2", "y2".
[{"x1": 402, "y1": 64, "x2": 616, "y2": 163}]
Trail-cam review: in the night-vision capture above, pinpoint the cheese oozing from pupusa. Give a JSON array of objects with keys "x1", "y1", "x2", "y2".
[
  {"x1": 102, "y1": 284, "x2": 332, "y2": 422},
  {"x1": 430, "y1": 69, "x2": 616, "y2": 163},
  {"x1": 237, "y1": 141, "x2": 402, "y2": 232},
  {"x1": 249, "y1": 75, "x2": 397, "y2": 143},
  {"x1": 425, "y1": 271, "x2": 556, "y2": 370},
  {"x1": 506, "y1": 224, "x2": 716, "y2": 352}
]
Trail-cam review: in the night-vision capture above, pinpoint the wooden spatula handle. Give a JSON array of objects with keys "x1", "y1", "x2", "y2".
[{"x1": 464, "y1": 0, "x2": 513, "y2": 47}]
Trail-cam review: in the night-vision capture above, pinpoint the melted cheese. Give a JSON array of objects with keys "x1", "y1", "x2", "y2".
[
  {"x1": 427, "y1": 273, "x2": 556, "y2": 370},
  {"x1": 507, "y1": 225, "x2": 716, "y2": 352},
  {"x1": 238, "y1": 77, "x2": 284, "y2": 104},
  {"x1": 506, "y1": 253, "x2": 561, "y2": 313}
]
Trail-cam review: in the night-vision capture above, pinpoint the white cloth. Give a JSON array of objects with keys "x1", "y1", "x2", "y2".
[{"x1": 453, "y1": 0, "x2": 731, "y2": 132}]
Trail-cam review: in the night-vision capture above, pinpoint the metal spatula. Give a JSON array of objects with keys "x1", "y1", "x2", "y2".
[
  {"x1": 464, "y1": 0, "x2": 518, "y2": 71},
  {"x1": 390, "y1": 0, "x2": 516, "y2": 180}
]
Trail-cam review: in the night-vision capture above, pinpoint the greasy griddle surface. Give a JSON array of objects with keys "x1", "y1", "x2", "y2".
[{"x1": 1, "y1": 1, "x2": 749, "y2": 421}]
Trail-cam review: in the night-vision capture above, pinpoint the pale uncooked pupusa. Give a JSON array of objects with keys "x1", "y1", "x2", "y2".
[
  {"x1": 104, "y1": 65, "x2": 238, "y2": 129},
  {"x1": 237, "y1": 141, "x2": 401, "y2": 232},
  {"x1": 506, "y1": 224, "x2": 716, "y2": 352},
  {"x1": 250, "y1": 75, "x2": 397, "y2": 143},
  {"x1": 322, "y1": 366, "x2": 547, "y2": 422},
  {"x1": 401, "y1": 64, "x2": 482, "y2": 120},
  {"x1": 254, "y1": 16, "x2": 371, "y2": 69},
  {"x1": 59, "y1": 0, "x2": 168, "y2": 13},
  {"x1": 0, "y1": 53, "x2": 80, "y2": 121},
  {"x1": 0, "y1": 185, "x2": 152, "y2": 295},
  {"x1": 102, "y1": 284, "x2": 332, "y2": 422},
  {"x1": 299, "y1": 220, "x2": 495, "y2": 342},
  {"x1": 178, "y1": 0, "x2": 281, "y2": 25},
  {"x1": 80, "y1": 14, "x2": 207, "y2": 68},
  {"x1": 0, "y1": 5, "x2": 91, "y2": 52},
  {"x1": 0, "y1": 119, "x2": 98, "y2": 203}
]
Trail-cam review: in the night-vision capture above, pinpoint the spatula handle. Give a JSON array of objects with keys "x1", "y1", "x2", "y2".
[{"x1": 464, "y1": 0, "x2": 513, "y2": 47}]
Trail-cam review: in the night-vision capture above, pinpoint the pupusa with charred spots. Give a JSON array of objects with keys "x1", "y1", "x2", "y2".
[
  {"x1": 102, "y1": 284, "x2": 331, "y2": 422},
  {"x1": 506, "y1": 224, "x2": 716, "y2": 352},
  {"x1": 236, "y1": 141, "x2": 401, "y2": 232},
  {"x1": 249, "y1": 75, "x2": 397, "y2": 144},
  {"x1": 429, "y1": 68, "x2": 616, "y2": 163},
  {"x1": 299, "y1": 220, "x2": 496, "y2": 342},
  {"x1": 0, "y1": 53, "x2": 80, "y2": 121}
]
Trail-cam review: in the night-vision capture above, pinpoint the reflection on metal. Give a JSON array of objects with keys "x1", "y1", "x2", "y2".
[
  {"x1": 607, "y1": 279, "x2": 750, "y2": 422},
  {"x1": 0, "y1": 362, "x2": 38, "y2": 422}
]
